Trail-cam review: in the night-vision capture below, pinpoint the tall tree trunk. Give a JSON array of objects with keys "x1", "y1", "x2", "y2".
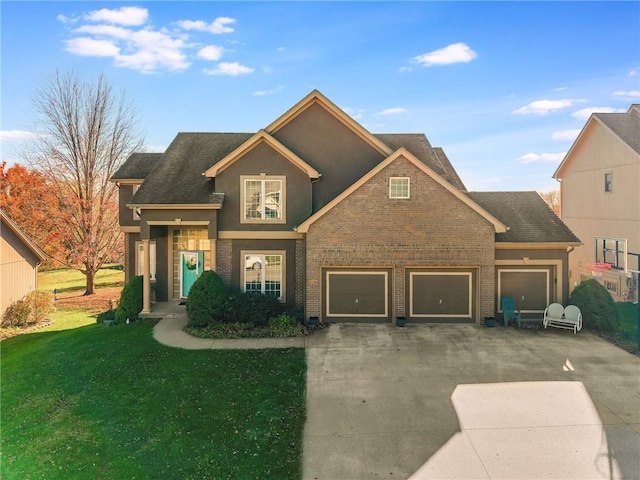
[{"x1": 84, "y1": 269, "x2": 95, "y2": 296}]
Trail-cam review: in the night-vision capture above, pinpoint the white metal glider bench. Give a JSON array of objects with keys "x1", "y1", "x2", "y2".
[{"x1": 543, "y1": 303, "x2": 583, "y2": 334}]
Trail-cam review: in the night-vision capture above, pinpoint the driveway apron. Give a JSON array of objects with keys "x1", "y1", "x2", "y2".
[{"x1": 302, "y1": 323, "x2": 640, "y2": 480}]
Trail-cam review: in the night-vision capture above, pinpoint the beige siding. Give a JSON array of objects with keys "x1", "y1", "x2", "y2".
[
  {"x1": 559, "y1": 119, "x2": 640, "y2": 300},
  {"x1": 1, "y1": 226, "x2": 39, "y2": 315}
]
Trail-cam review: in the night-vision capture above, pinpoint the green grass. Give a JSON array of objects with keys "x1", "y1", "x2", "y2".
[
  {"x1": 39, "y1": 264, "x2": 124, "y2": 294},
  {"x1": 1, "y1": 319, "x2": 307, "y2": 479}
]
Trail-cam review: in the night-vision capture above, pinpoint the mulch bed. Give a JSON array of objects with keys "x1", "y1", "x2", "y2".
[{"x1": 54, "y1": 287, "x2": 123, "y2": 313}]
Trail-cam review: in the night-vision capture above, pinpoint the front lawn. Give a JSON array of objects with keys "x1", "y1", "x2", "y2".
[{"x1": 1, "y1": 321, "x2": 307, "y2": 479}]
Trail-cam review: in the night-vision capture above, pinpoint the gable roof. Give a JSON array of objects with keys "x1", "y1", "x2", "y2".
[
  {"x1": 0, "y1": 209, "x2": 46, "y2": 262},
  {"x1": 266, "y1": 90, "x2": 393, "y2": 157},
  {"x1": 203, "y1": 130, "x2": 321, "y2": 178},
  {"x1": 130, "y1": 133, "x2": 251, "y2": 206},
  {"x1": 554, "y1": 104, "x2": 640, "y2": 178},
  {"x1": 111, "y1": 153, "x2": 162, "y2": 182},
  {"x1": 296, "y1": 148, "x2": 507, "y2": 234},
  {"x1": 374, "y1": 133, "x2": 467, "y2": 191},
  {"x1": 466, "y1": 191, "x2": 581, "y2": 244}
]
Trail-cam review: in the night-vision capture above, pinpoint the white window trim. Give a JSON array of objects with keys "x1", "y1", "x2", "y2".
[
  {"x1": 240, "y1": 250, "x2": 286, "y2": 302},
  {"x1": 389, "y1": 177, "x2": 410, "y2": 199},
  {"x1": 240, "y1": 175, "x2": 286, "y2": 224},
  {"x1": 135, "y1": 241, "x2": 157, "y2": 281}
]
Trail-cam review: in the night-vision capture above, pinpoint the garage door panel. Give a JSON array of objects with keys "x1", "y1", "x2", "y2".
[
  {"x1": 410, "y1": 271, "x2": 473, "y2": 319},
  {"x1": 499, "y1": 270, "x2": 549, "y2": 312},
  {"x1": 326, "y1": 271, "x2": 389, "y2": 318}
]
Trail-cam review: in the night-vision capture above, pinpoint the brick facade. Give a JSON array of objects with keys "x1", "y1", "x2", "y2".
[{"x1": 305, "y1": 156, "x2": 495, "y2": 322}]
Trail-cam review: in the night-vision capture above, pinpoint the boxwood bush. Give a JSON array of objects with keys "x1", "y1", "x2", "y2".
[
  {"x1": 186, "y1": 270, "x2": 226, "y2": 327},
  {"x1": 115, "y1": 275, "x2": 143, "y2": 324},
  {"x1": 212, "y1": 290, "x2": 282, "y2": 326},
  {"x1": 568, "y1": 279, "x2": 619, "y2": 332}
]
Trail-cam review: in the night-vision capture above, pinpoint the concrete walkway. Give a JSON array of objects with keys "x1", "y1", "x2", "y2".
[{"x1": 152, "y1": 317, "x2": 640, "y2": 479}]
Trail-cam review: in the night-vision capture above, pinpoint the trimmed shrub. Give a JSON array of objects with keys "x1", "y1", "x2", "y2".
[
  {"x1": 568, "y1": 279, "x2": 619, "y2": 332},
  {"x1": 212, "y1": 291, "x2": 282, "y2": 326},
  {"x1": 25, "y1": 291, "x2": 55, "y2": 322},
  {"x1": 97, "y1": 309, "x2": 116, "y2": 324},
  {"x1": 115, "y1": 275, "x2": 143, "y2": 324},
  {"x1": 186, "y1": 270, "x2": 226, "y2": 327},
  {"x1": 268, "y1": 313, "x2": 304, "y2": 337},
  {"x1": 2, "y1": 299, "x2": 32, "y2": 327}
]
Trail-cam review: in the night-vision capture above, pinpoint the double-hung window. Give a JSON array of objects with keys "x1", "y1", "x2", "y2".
[
  {"x1": 242, "y1": 252, "x2": 284, "y2": 300},
  {"x1": 135, "y1": 241, "x2": 156, "y2": 280},
  {"x1": 242, "y1": 176, "x2": 285, "y2": 223}
]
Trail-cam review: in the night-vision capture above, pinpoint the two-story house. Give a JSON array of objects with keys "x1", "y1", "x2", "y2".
[
  {"x1": 112, "y1": 90, "x2": 580, "y2": 323},
  {"x1": 553, "y1": 104, "x2": 640, "y2": 302}
]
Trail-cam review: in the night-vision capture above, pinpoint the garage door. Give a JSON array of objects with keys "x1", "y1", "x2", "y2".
[
  {"x1": 324, "y1": 269, "x2": 391, "y2": 321},
  {"x1": 498, "y1": 269, "x2": 550, "y2": 313},
  {"x1": 409, "y1": 270, "x2": 475, "y2": 321}
]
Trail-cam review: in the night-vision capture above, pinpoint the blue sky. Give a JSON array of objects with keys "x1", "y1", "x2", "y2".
[{"x1": 1, "y1": 1, "x2": 639, "y2": 192}]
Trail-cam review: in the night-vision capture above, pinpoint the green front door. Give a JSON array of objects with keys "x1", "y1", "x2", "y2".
[{"x1": 180, "y1": 251, "x2": 203, "y2": 298}]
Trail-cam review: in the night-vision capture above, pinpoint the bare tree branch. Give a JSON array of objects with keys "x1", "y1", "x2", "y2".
[{"x1": 28, "y1": 70, "x2": 144, "y2": 294}]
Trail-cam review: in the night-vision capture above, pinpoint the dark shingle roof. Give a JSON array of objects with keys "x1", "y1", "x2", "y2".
[
  {"x1": 132, "y1": 133, "x2": 251, "y2": 205},
  {"x1": 595, "y1": 106, "x2": 640, "y2": 154},
  {"x1": 112, "y1": 153, "x2": 162, "y2": 180},
  {"x1": 374, "y1": 134, "x2": 466, "y2": 190},
  {"x1": 466, "y1": 191, "x2": 581, "y2": 243}
]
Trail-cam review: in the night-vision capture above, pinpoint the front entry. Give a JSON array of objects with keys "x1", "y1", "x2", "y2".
[{"x1": 180, "y1": 251, "x2": 203, "y2": 298}]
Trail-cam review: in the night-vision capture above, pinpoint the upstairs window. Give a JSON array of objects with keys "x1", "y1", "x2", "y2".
[
  {"x1": 389, "y1": 177, "x2": 410, "y2": 199},
  {"x1": 604, "y1": 172, "x2": 612, "y2": 193},
  {"x1": 242, "y1": 176, "x2": 285, "y2": 223}
]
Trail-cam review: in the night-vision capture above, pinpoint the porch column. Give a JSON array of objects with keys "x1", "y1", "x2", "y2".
[
  {"x1": 142, "y1": 238, "x2": 151, "y2": 313},
  {"x1": 210, "y1": 239, "x2": 217, "y2": 271}
]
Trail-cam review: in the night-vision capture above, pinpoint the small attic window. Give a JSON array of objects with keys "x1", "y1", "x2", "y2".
[
  {"x1": 604, "y1": 172, "x2": 612, "y2": 193},
  {"x1": 389, "y1": 177, "x2": 410, "y2": 199}
]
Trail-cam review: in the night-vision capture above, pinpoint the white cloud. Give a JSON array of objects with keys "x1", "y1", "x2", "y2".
[
  {"x1": 517, "y1": 152, "x2": 566, "y2": 164},
  {"x1": 413, "y1": 43, "x2": 477, "y2": 67},
  {"x1": 571, "y1": 106, "x2": 625, "y2": 120},
  {"x1": 176, "y1": 17, "x2": 236, "y2": 34},
  {"x1": 552, "y1": 129, "x2": 581, "y2": 141},
  {"x1": 197, "y1": 45, "x2": 224, "y2": 61},
  {"x1": 85, "y1": 7, "x2": 148, "y2": 26},
  {"x1": 341, "y1": 107, "x2": 365, "y2": 120},
  {"x1": 513, "y1": 99, "x2": 581, "y2": 115},
  {"x1": 62, "y1": 8, "x2": 242, "y2": 74},
  {"x1": 254, "y1": 86, "x2": 284, "y2": 96},
  {"x1": 552, "y1": 86, "x2": 568, "y2": 92},
  {"x1": 629, "y1": 70, "x2": 638, "y2": 77},
  {"x1": 57, "y1": 14, "x2": 78, "y2": 24},
  {"x1": 65, "y1": 37, "x2": 120, "y2": 57},
  {"x1": 613, "y1": 90, "x2": 640, "y2": 99},
  {"x1": 399, "y1": 66, "x2": 412, "y2": 73},
  {"x1": 203, "y1": 62, "x2": 254, "y2": 76},
  {"x1": 378, "y1": 107, "x2": 407, "y2": 115},
  {"x1": 0, "y1": 130, "x2": 41, "y2": 143},
  {"x1": 143, "y1": 144, "x2": 166, "y2": 153}
]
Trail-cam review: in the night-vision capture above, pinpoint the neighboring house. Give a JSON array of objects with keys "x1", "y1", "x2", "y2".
[
  {"x1": 0, "y1": 209, "x2": 46, "y2": 315},
  {"x1": 553, "y1": 104, "x2": 640, "y2": 302},
  {"x1": 111, "y1": 90, "x2": 580, "y2": 323}
]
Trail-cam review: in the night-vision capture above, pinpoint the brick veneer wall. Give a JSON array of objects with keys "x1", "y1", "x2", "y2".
[
  {"x1": 305, "y1": 156, "x2": 496, "y2": 322},
  {"x1": 216, "y1": 239, "x2": 233, "y2": 285}
]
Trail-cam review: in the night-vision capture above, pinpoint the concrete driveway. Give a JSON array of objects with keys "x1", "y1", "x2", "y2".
[{"x1": 303, "y1": 323, "x2": 640, "y2": 479}]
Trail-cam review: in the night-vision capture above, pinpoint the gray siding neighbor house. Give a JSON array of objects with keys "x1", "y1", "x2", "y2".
[
  {"x1": 111, "y1": 90, "x2": 581, "y2": 324},
  {"x1": 1, "y1": 209, "x2": 46, "y2": 315}
]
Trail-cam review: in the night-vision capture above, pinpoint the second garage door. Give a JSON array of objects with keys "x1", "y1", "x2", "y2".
[{"x1": 408, "y1": 269, "x2": 476, "y2": 322}]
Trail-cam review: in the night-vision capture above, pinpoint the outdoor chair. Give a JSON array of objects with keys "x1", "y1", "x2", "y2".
[
  {"x1": 502, "y1": 297, "x2": 522, "y2": 328},
  {"x1": 543, "y1": 303, "x2": 582, "y2": 334}
]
